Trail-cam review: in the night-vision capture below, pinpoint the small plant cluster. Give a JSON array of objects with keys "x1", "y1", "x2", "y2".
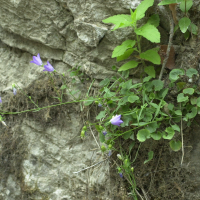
[{"x1": 0, "y1": 0, "x2": 198, "y2": 199}]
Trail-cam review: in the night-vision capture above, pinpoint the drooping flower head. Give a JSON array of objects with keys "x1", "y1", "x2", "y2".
[
  {"x1": 30, "y1": 53, "x2": 43, "y2": 66},
  {"x1": 108, "y1": 150, "x2": 112, "y2": 157},
  {"x1": 110, "y1": 115, "x2": 123, "y2": 126},
  {"x1": 43, "y1": 61, "x2": 55, "y2": 72},
  {"x1": 13, "y1": 88, "x2": 17, "y2": 95},
  {"x1": 98, "y1": 103, "x2": 102, "y2": 107},
  {"x1": 119, "y1": 173, "x2": 123, "y2": 178},
  {"x1": 0, "y1": 97, "x2": 2, "y2": 103},
  {"x1": 102, "y1": 131, "x2": 107, "y2": 136}
]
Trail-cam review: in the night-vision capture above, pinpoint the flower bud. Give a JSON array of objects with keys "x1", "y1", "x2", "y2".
[
  {"x1": 117, "y1": 154, "x2": 122, "y2": 160},
  {"x1": 101, "y1": 145, "x2": 106, "y2": 152},
  {"x1": 82, "y1": 126, "x2": 87, "y2": 131},
  {"x1": 131, "y1": 167, "x2": 134, "y2": 172},
  {"x1": 108, "y1": 144, "x2": 112, "y2": 149}
]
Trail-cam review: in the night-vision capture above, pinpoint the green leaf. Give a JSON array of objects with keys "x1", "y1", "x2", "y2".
[
  {"x1": 143, "y1": 76, "x2": 153, "y2": 83},
  {"x1": 146, "y1": 14, "x2": 160, "y2": 27},
  {"x1": 191, "y1": 97, "x2": 197, "y2": 105},
  {"x1": 158, "y1": 0, "x2": 183, "y2": 5},
  {"x1": 96, "y1": 111, "x2": 106, "y2": 120},
  {"x1": 99, "y1": 132, "x2": 105, "y2": 143},
  {"x1": 136, "y1": 0, "x2": 154, "y2": 20},
  {"x1": 99, "y1": 78, "x2": 110, "y2": 87},
  {"x1": 117, "y1": 49, "x2": 134, "y2": 62},
  {"x1": 144, "y1": 151, "x2": 154, "y2": 164},
  {"x1": 171, "y1": 124, "x2": 180, "y2": 132},
  {"x1": 143, "y1": 112, "x2": 153, "y2": 122},
  {"x1": 163, "y1": 127, "x2": 175, "y2": 140},
  {"x1": 180, "y1": 0, "x2": 193, "y2": 12},
  {"x1": 186, "y1": 68, "x2": 198, "y2": 78},
  {"x1": 140, "y1": 48, "x2": 161, "y2": 64},
  {"x1": 60, "y1": 85, "x2": 67, "y2": 90},
  {"x1": 118, "y1": 60, "x2": 139, "y2": 71},
  {"x1": 169, "y1": 140, "x2": 182, "y2": 151},
  {"x1": 130, "y1": 9, "x2": 137, "y2": 24},
  {"x1": 177, "y1": 82, "x2": 186, "y2": 90},
  {"x1": 179, "y1": 17, "x2": 191, "y2": 33},
  {"x1": 183, "y1": 88, "x2": 194, "y2": 95},
  {"x1": 137, "y1": 129, "x2": 150, "y2": 142},
  {"x1": 151, "y1": 132, "x2": 162, "y2": 140},
  {"x1": 112, "y1": 40, "x2": 136, "y2": 58},
  {"x1": 189, "y1": 23, "x2": 198, "y2": 35},
  {"x1": 197, "y1": 97, "x2": 200, "y2": 107},
  {"x1": 169, "y1": 69, "x2": 184, "y2": 82},
  {"x1": 175, "y1": 110, "x2": 182, "y2": 116},
  {"x1": 144, "y1": 66, "x2": 155, "y2": 78},
  {"x1": 168, "y1": 103, "x2": 174, "y2": 111},
  {"x1": 102, "y1": 14, "x2": 132, "y2": 30},
  {"x1": 104, "y1": 88, "x2": 116, "y2": 98},
  {"x1": 135, "y1": 24, "x2": 160, "y2": 43},
  {"x1": 128, "y1": 95, "x2": 139, "y2": 103},
  {"x1": 184, "y1": 30, "x2": 190, "y2": 40},
  {"x1": 186, "y1": 107, "x2": 197, "y2": 119},
  {"x1": 84, "y1": 97, "x2": 94, "y2": 106},
  {"x1": 146, "y1": 122, "x2": 158, "y2": 133},
  {"x1": 123, "y1": 130, "x2": 133, "y2": 139},
  {"x1": 177, "y1": 93, "x2": 188, "y2": 102},
  {"x1": 152, "y1": 80, "x2": 164, "y2": 91}
]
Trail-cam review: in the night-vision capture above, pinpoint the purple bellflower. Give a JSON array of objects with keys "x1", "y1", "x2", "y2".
[
  {"x1": 30, "y1": 53, "x2": 43, "y2": 66},
  {"x1": 43, "y1": 61, "x2": 55, "y2": 72},
  {"x1": 13, "y1": 88, "x2": 17, "y2": 95},
  {"x1": 119, "y1": 173, "x2": 123, "y2": 178},
  {"x1": 102, "y1": 131, "x2": 107, "y2": 136},
  {"x1": 0, "y1": 97, "x2": 2, "y2": 103},
  {"x1": 108, "y1": 150, "x2": 112, "y2": 157},
  {"x1": 98, "y1": 103, "x2": 102, "y2": 107},
  {"x1": 110, "y1": 115, "x2": 123, "y2": 126}
]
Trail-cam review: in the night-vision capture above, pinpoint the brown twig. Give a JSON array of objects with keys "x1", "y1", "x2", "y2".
[{"x1": 159, "y1": 7, "x2": 174, "y2": 80}]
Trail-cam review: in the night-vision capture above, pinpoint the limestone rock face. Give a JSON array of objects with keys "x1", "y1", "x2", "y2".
[{"x1": 0, "y1": 0, "x2": 163, "y2": 199}]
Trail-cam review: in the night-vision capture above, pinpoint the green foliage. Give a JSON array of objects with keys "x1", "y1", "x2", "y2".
[
  {"x1": 135, "y1": 24, "x2": 160, "y2": 43},
  {"x1": 169, "y1": 69, "x2": 184, "y2": 82},
  {"x1": 146, "y1": 14, "x2": 160, "y2": 27},
  {"x1": 169, "y1": 140, "x2": 182, "y2": 151},
  {"x1": 144, "y1": 151, "x2": 154, "y2": 164},
  {"x1": 158, "y1": 0, "x2": 182, "y2": 5},
  {"x1": 180, "y1": 0, "x2": 193, "y2": 12},
  {"x1": 179, "y1": 17, "x2": 191, "y2": 33},
  {"x1": 144, "y1": 66, "x2": 156, "y2": 78},
  {"x1": 137, "y1": 129, "x2": 150, "y2": 142},
  {"x1": 136, "y1": 0, "x2": 154, "y2": 20},
  {"x1": 118, "y1": 60, "x2": 139, "y2": 71},
  {"x1": 140, "y1": 48, "x2": 161, "y2": 64}
]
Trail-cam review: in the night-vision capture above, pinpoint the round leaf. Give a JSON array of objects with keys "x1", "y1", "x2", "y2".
[
  {"x1": 183, "y1": 88, "x2": 194, "y2": 95},
  {"x1": 151, "y1": 131, "x2": 162, "y2": 140},
  {"x1": 169, "y1": 69, "x2": 184, "y2": 82},
  {"x1": 177, "y1": 93, "x2": 188, "y2": 103},
  {"x1": 186, "y1": 68, "x2": 198, "y2": 78},
  {"x1": 163, "y1": 127, "x2": 175, "y2": 140},
  {"x1": 144, "y1": 66, "x2": 156, "y2": 78},
  {"x1": 128, "y1": 95, "x2": 139, "y2": 103},
  {"x1": 137, "y1": 129, "x2": 150, "y2": 142},
  {"x1": 169, "y1": 140, "x2": 182, "y2": 151}
]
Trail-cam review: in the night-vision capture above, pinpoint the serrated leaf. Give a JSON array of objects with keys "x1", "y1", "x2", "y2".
[
  {"x1": 183, "y1": 88, "x2": 194, "y2": 95},
  {"x1": 99, "y1": 78, "x2": 110, "y2": 87},
  {"x1": 144, "y1": 66, "x2": 155, "y2": 78},
  {"x1": 102, "y1": 14, "x2": 132, "y2": 30},
  {"x1": 140, "y1": 48, "x2": 161, "y2": 64},
  {"x1": 169, "y1": 69, "x2": 185, "y2": 82},
  {"x1": 175, "y1": 110, "x2": 182, "y2": 116},
  {"x1": 158, "y1": 0, "x2": 183, "y2": 5},
  {"x1": 112, "y1": 40, "x2": 136, "y2": 58},
  {"x1": 168, "y1": 103, "x2": 174, "y2": 111},
  {"x1": 147, "y1": 14, "x2": 160, "y2": 27},
  {"x1": 96, "y1": 111, "x2": 106, "y2": 120},
  {"x1": 179, "y1": 17, "x2": 191, "y2": 33},
  {"x1": 136, "y1": 0, "x2": 154, "y2": 20},
  {"x1": 170, "y1": 140, "x2": 182, "y2": 151},
  {"x1": 128, "y1": 95, "x2": 139, "y2": 103},
  {"x1": 186, "y1": 107, "x2": 197, "y2": 119},
  {"x1": 118, "y1": 60, "x2": 139, "y2": 71},
  {"x1": 186, "y1": 68, "x2": 198, "y2": 78},
  {"x1": 135, "y1": 24, "x2": 160, "y2": 43},
  {"x1": 189, "y1": 23, "x2": 198, "y2": 35},
  {"x1": 137, "y1": 129, "x2": 150, "y2": 142},
  {"x1": 171, "y1": 124, "x2": 180, "y2": 132},
  {"x1": 144, "y1": 151, "x2": 154, "y2": 164},
  {"x1": 177, "y1": 93, "x2": 188, "y2": 102},
  {"x1": 180, "y1": 0, "x2": 193, "y2": 12},
  {"x1": 152, "y1": 80, "x2": 164, "y2": 91},
  {"x1": 117, "y1": 49, "x2": 134, "y2": 62},
  {"x1": 163, "y1": 127, "x2": 175, "y2": 140},
  {"x1": 143, "y1": 76, "x2": 153, "y2": 83},
  {"x1": 130, "y1": 9, "x2": 137, "y2": 23}
]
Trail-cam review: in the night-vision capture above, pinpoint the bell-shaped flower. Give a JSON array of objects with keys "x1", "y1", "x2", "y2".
[
  {"x1": 30, "y1": 53, "x2": 43, "y2": 66},
  {"x1": 43, "y1": 61, "x2": 55, "y2": 72},
  {"x1": 0, "y1": 97, "x2": 2, "y2": 103},
  {"x1": 102, "y1": 131, "x2": 107, "y2": 136},
  {"x1": 119, "y1": 173, "x2": 123, "y2": 178},
  {"x1": 110, "y1": 115, "x2": 123, "y2": 126},
  {"x1": 13, "y1": 88, "x2": 17, "y2": 95}
]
